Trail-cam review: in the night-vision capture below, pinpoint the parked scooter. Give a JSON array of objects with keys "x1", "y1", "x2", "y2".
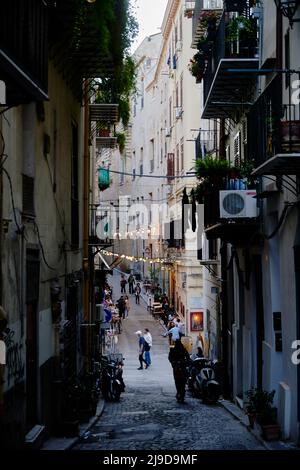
[
  {"x1": 100, "y1": 355, "x2": 125, "y2": 401},
  {"x1": 187, "y1": 356, "x2": 221, "y2": 404}
]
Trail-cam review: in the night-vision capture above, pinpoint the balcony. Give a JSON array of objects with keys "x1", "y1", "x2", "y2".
[
  {"x1": 201, "y1": 13, "x2": 259, "y2": 119},
  {"x1": 248, "y1": 75, "x2": 300, "y2": 177},
  {"x1": 89, "y1": 104, "x2": 119, "y2": 123},
  {"x1": 89, "y1": 205, "x2": 113, "y2": 248},
  {"x1": 94, "y1": 125, "x2": 118, "y2": 149}
]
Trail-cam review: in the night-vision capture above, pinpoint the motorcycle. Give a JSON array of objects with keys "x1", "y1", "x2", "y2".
[
  {"x1": 187, "y1": 357, "x2": 221, "y2": 404},
  {"x1": 100, "y1": 355, "x2": 125, "y2": 402}
]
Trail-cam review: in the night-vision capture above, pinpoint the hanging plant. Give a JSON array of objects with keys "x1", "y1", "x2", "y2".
[
  {"x1": 188, "y1": 51, "x2": 207, "y2": 81},
  {"x1": 116, "y1": 132, "x2": 126, "y2": 154}
]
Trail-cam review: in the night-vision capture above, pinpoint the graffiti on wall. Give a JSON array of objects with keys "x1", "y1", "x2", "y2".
[{"x1": 3, "y1": 330, "x2": 24, "y2": 386}]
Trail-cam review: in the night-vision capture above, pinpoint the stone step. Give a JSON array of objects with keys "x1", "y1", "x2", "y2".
[{"x1": 25, "y1": 424, "x2": 46, "y2": 449}]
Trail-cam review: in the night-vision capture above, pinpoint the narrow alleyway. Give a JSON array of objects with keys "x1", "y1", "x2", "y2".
[{"x1": 72, "y1": 272, "x2": 265, "y2": 451}]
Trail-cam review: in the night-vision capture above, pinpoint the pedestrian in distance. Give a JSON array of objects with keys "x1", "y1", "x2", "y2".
[
  {"x1": 143, "y1": 328, "x2": 152, "y2": 367},
  {"x1": 117, "y1": 296, "x2": 126, "y2": 320},
  {"x1": 120, "y1": 274, "x2": 127, "y2": 294},
  {"x1": 135, "y1": 283, "x2": 141, "y2": 304},
  {"x1": 124, "y1": 295, "x2": 130, "y2": 318},
  {"x1": 128, "y1": 273, "x2": 136, "y2": 294},
  {"x1": 168, "y1": 339, "x2": 190, "y2": 403},
  {"x1": 135, "y1": 331, "x2": 148, "y2": 369}
]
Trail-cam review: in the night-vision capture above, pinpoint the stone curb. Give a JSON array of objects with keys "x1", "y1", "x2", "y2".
[{"x1": 41, "y1": 399, "x2": 105, "y2": 451}]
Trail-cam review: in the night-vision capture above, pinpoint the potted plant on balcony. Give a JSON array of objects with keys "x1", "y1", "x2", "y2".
[
  {"x1": 98, "y1": 125, "x2": 111, "y2": 138},
  {"x1": 199, "y1": 10, "x2": 220, "y2": 28},
  {"x1": 226, "y1": 16, "x2": 257, "y2": 58}
]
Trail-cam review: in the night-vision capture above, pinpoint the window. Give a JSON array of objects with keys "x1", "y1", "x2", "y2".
[
  {"x1": 176, "y1": 144, "x2": 180, "y2": 175},
  {"x1": 180, "y1": 73, "x2": 183, "y2": 107},
  {"x1": 167, "y1": 153, "x2": 174, "y2": 183},
  {"x1": 169, "y1": 97, "x2": 172, "y2": 127},
  {"x1": 22, "y1": 174, "x2": 35, "y2": 216},
  {"x1": 150, "y1": 139, "x2": 154, "y2": 172},
  {"x1": 180, "y1": 137, "x2": 184, "y2": 171},
  {"x1": 179, "y1": 14, "x2": 183, "y2": 41},
  {"x1": 141, "y1": 78, "x2": 144, "y2": 109},
  {"x1": 140, "y1": 147, "x2": 144, "y2": 176},
  {"x1": 176, "y1": 82, "x2": 179, "y2": 107}
]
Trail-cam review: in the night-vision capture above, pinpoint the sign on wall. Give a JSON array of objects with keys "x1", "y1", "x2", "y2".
[{"x1": 190, "y1": 311, "x2": 204, "y2": 332}]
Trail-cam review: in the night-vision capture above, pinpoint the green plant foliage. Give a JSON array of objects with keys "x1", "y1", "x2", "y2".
[
  {"x1": 245, "y1": 388, "x2": 276, "y2": 418},
  {"x1": 226, "y1": 16, "x2": 257, "y2": 43},
  {"x1": 195, "y1": 155, "x2": 232, "y2": 178},
  {"x1": 116, "y1": 132, "x2": 126, "y2": 154}
]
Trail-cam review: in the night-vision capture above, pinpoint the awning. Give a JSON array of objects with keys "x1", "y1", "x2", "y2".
[
  {"x1": 202, "y1": 58, "x2": 259, "y2": 119},
  {"x1": 252, "y1": 154, "x2": 300, "y2": 176},
  {"x1": 99, "y1": 253, "x2": 112, "y2": 271}
]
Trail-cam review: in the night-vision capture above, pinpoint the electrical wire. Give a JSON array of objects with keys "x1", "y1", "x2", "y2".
[
  {"x1": 108, "y1": 169, "x2": 197, "y2": 179},
  {"x1": 33, "y1": 221, "x2": 57, "y2": 271},
  {"x1": 1, "y1": 167, "x2": 24, "y2": 235},
  {"x1": 44, "y1": 154, "x2": 72, "y2": 248},
  {"x1": 263, "y1": 204, "x2": 292, "y2": 240}
]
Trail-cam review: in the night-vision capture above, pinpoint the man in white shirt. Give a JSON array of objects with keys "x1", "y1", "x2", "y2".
[
  {"x1": 144, "y1": 328, "x2": 152, "y2": 367},
  {"x1": 168, "y1": 325, "x2": 181, "y2": 342}
]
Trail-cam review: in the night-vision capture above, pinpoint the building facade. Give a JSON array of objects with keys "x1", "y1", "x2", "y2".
[{"x1": 191, "y1": 0, "x2": 300, "y2": 443}]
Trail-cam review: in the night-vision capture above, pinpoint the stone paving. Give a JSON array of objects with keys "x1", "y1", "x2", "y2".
[{"x1": 73, "y1": 273, "x2": 265, "y2": 451}]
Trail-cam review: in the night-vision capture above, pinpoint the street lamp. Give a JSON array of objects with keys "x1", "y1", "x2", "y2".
[{"x1": 274, "y1": 0, "x2": 300, "y2": 26}]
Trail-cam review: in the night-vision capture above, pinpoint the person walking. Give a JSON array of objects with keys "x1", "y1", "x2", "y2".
[
  {"x1": 144, "y1": 328, "x2": 152, "y2": 367},
  {"x1": 168, "y1": 339, "x2": 190, "y2": 403},
  {"x1": 117, "y1": 296, "x2": 126, "y2": 320},
  {"x1": 128, "y1": 273, "x2": 135, "y2": 294},
  {"x1": 135, "y1": 283, "x2": 141, "y2": 305},
  {"x1": 135, "y1": 331, "x2": 147, "y2": 370},
  {"x1": 124, "y1": 295, "x2": 130, "y2": 318},
  {"x1": 120, "y1": 274, "x2": 127, "y2": 294}
]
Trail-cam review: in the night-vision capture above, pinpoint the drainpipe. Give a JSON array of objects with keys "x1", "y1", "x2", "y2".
[{"x1": 83, "y1": 79, "x2": 91, "y2": 372}]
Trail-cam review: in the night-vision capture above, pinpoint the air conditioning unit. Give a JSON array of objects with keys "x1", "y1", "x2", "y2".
[
  {"x1": 219, "y1": 190, "x2": 258, "y2": 219},
  {"x1": 175, "y1": 107, "x2": 183, "y2": 119},
  {"x1": 165, "y1": 127, "x2": 171, "y2": 137},
  {"x1": 176, "y1": 40, "x2": 183, "y2": 52}
]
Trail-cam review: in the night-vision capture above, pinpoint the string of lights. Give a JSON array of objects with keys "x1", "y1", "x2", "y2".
[{"x1": 100, "y1": 249, "x2": 175, "y2": 270}]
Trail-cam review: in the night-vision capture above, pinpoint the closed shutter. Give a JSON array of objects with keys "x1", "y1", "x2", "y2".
[{"x1": 22, "y1": 174, "x2": 35, "y2": 216}]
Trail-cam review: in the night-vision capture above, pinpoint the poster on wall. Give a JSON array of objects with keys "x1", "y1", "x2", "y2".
[{"x1": 190, "y1": 311, "x2": 204, "y2": 332}]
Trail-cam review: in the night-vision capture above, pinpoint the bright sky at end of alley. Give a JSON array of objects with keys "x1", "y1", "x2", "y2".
[{"x1": 131, "y1": 0, "x2": 169, "y2": 53}]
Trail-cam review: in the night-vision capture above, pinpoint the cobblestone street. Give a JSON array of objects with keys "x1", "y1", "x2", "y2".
[{"x1": 73, "y1": 274, "x2": 264, "y2": 451}]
